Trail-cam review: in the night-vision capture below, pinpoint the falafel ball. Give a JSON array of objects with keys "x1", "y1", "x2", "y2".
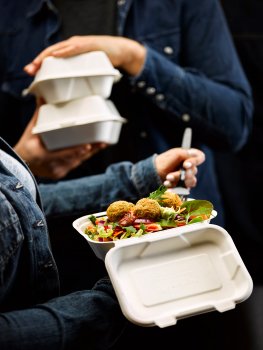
[
  {"x1": 106, "y1": 201, "x2": 135, "y2": 222},
  {"x1": 158, "y1": 191, "x2": 183, "y2": 209},
  {"x1": 133, "y1": 198, "x2": 161, "y2": 220}
]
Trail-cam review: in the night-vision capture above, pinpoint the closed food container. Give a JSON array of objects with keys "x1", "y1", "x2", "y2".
[
  {"x1": 32, "y1": 96, "x2": 126, "y2": 150},
  {"x1": 23, "y1": 51, "x2": 121, "y2": 103}
]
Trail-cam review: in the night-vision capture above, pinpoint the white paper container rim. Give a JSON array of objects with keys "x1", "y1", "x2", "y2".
[
  {"x1": 24, "y1": 70, "x2": 120, "y2": 94},
  {"x1": 72, "y1": 208, "x2": 218, "y2": 259},
  {"x1": 73, "y1": 209, "x2": 218, "y2": 246},
  {"x1": 32, "y1": 115, "x2": 126, "y2": 134}
]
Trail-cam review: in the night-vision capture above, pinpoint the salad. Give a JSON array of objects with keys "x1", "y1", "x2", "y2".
[{"x1": 85, "y1": 186, "x2": 214, "y2": 242}]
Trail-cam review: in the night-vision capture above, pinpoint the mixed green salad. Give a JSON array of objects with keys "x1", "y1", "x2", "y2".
[{"x1": 84, "y1": 186, "x2": 214, "y2": 242}]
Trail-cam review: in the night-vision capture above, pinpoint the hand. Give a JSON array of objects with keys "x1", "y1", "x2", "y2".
[
  {"x1": 14, "y1": 103, "x2": 108, "y2": 179},
  {"x1": 24, "y1": 35, "x2": 146, "y2": 77},
  {"x1": 155, "y1": 148, "x2": 206, "y2": 189}
]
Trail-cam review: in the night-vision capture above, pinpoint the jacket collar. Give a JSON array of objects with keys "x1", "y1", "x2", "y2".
[{"x1": 26, "y1": 0, "x2": 57, "y2": 18}]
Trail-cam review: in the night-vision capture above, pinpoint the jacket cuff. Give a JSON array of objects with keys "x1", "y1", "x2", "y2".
[{"x1": 131, "y1": 154, "x2": 162, "y2": 197}]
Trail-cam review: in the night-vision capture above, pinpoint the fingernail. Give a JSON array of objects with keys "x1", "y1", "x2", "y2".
[
  {"x1": 163, "y1": 180, "x2": 171, "y2": 187},
  {"x1": 187, "y1": 149, "x2": 198, "y2": 156},
  {"x1": 166, "y1": 174, "x2": 175, "y2": 181},
  {"x1": 24, "y1": 65, "x2": 30, "y2": 72},
  {"x1": 85, "y1": 144, "x2": 92, "y2": 151},
  {"x1": 184, "y1": 161, "x2": 192, "y2": 168},
  {"x1": 24, "y1": 64, "x2": 34, "y2": 73}
]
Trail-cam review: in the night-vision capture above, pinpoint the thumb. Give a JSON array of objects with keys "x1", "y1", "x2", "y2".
[{"x1": 27, "y1": 98, "x2": 45, "y2": 129}]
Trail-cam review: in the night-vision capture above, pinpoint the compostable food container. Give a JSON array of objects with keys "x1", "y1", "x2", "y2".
[
  {"x1": 23, "y1": 51, "x2": 121, "y2": 103},
  {"x1": 32, "y1": 96, "x2": 126, "y2": 150},
  {"x1": 73, "y1": 213, "x2": 253, "y2": 327}
]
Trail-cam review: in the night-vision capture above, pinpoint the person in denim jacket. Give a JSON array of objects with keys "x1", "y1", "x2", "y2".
[
  {"x1": 215, "y1": 2, "x2": 263, "y2": 348},
  {"x1": 0, "y1": 129, "x2": 205, "y2": 349},
  {"x1": 0, "y1": 0, "x2": 254, "y2": 227},
  {"x1": 217, "y1": 0, "x2": 263, "y2": 284}
]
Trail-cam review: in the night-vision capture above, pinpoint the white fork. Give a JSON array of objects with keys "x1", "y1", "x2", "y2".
[{"x1": 167, "y1": 127, "x2": 192, "y2": 201}]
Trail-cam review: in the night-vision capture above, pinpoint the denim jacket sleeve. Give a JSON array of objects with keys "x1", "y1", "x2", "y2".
[
  {"x1": 0, "y1": 277, "x2": 126, "y2": 350},
  {"x1": 129, "y1": 0, "x2": 253, "y2": 151},
  {"x1": 39, "y1": 155, "x2": 162, "y2": 218}
]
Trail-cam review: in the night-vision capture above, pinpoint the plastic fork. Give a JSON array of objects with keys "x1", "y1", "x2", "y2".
[{"x1": 167, "y1": 127, "x2": 192, "y2": 201}]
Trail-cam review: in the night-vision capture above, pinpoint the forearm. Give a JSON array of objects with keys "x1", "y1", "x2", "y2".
[
  {"x1": 40, "y1": 156, "x2": 162, "y2": 218},
  {"x1": 126, "y1": 0, "x2": 253, "y2": 152},
  {"x1": 129, "y1": 46, "x2": 253, "y2": 151},
  {"x1": 0, "y1": 278, "x2": 126, "y2": 350}
]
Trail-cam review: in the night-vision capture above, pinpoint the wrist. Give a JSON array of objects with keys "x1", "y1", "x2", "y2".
[
  {"x1": 122, "y1": 39, "x2": 146, "y2": 76},
  {"x1": 14, "y1": 142, "x2": 32, "y2": 164}
]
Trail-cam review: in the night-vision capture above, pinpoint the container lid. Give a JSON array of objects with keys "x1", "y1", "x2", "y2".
[
  {"x1": 32, "y1": 97, "x2": 126, "y2": 134},
  {"x1": 32, "y1": 115, "x2": 126, "y2": 134},
  {"x1": 24, "y1": 51, "x2": 121, "y2": 95},
  {"x1": 104, "y1": 223, "x2": 253, "y2": 328}
]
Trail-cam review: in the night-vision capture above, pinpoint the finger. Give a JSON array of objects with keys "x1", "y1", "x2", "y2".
[
  {"x1": 48, "y1": 163, "x2": 72, "y2": 179},
  {"x1": 46, "y1": 143, "x2": 107, "y2": 170},
  {"x1": 185, "y1": 148, "x2": 206, "y2": 166},
  {"x1": 184, "y1": 166, "x2": 198, "y2": 187},
  {"x1": 48, "y1": 156, "x2": 84, "y2": 179},
  {"x1": 185, "y1": 174, "x2": 197, "y2": 188},
  {"x1": 163, "y1": 171, "x2": 181, "y2": 187},
  {"x1": 33, "y1": 42, "x2": 69, "y2": 63},
  {"x1": 65, "y1": 142, "x2": 107, "y2": 159},
  {"x1": 185, "y1": 166, "x2": 198, "y2": 177},
  {"x1": 164, "y1": 164, "x2": 198, "y2": 188},
  {"x1": 47, "y1": 144, "x2": 93, "y2": 161},
  {"x1": 24, "y1": 61, "x2": 41, "y2": 75},
  {"x1": 24, "y1": 42, "x2": 70, "y2": 75}
]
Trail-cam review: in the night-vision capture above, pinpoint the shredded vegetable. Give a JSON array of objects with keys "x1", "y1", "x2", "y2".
[{"x1": 85, "y1": 189, "x2": 214, "y2": 242}]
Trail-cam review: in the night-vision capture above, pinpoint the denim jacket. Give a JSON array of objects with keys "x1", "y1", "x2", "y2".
[
  {"x1": 0, "y1": 136, "x2": 163, "y2": 349},
  {"x1": 0, "y1": 0, "x2": 254, "y2": 225}
]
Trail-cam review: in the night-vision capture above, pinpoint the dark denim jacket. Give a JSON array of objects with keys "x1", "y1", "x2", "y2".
[
  {"x1": 0, "y1": 0, "x2": 254, "y2": 225},
  {"x1": 0, "y1": 136, "x2": 163, "y2": 349}
]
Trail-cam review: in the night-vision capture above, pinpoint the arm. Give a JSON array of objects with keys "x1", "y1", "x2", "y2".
[
  {"x1": 40, "y1": 148, "x2": 205, "y2": 218},
  {"x1": 0, "y1": 278, "x2": 126, "y2": 350},
  {"x1": 24, "y1": 0, "x2": 253, "y2": 152},
  {"x1": 14, "y1": 103, "x2": 107, "y2": 179},
  {"x1": 128, "y1": 0, "x2": 253, "y2": 151}
]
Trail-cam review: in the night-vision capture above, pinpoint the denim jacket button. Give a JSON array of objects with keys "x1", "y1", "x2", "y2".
[
  {"x1": 146, "y1": 87, "x2": 156, "y2": 95},
  {"x1": 44, "y1": 262, "x2": 53, "y2": 269},
  {"x1": 15, "y1": 182, "x2": 24, "y2": 189},
  {"x1": 36, "y1": 219, "x2": 44, "y2": 227},
  {"x1": 156, "y1": 94, "x2": 165, "y2": 101},
  {"x1": 182, "y1": 113, "x2": 191, "y2": 122},
  {"x1": 137, "y1": 81, "x2": 146, "y2": 88},
  {"x1": 163, "y1": 46, "x2": 174, "y2": 55}
]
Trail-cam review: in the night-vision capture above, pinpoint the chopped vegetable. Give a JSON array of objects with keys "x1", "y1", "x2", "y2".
[{"x1": 84, "y1": 188, "x2": 214, "y2": 242}]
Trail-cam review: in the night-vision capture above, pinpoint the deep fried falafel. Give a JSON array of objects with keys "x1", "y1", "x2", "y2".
[
  {"x1": 158, "y1": 191, "x2": 183, "y2": 210},
  {"x1": 106, "y1": 201, "x2": 135, "y2": 222},
  {"x1": 133, "y1": 198, "x2": 161, "y2": 220}
]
